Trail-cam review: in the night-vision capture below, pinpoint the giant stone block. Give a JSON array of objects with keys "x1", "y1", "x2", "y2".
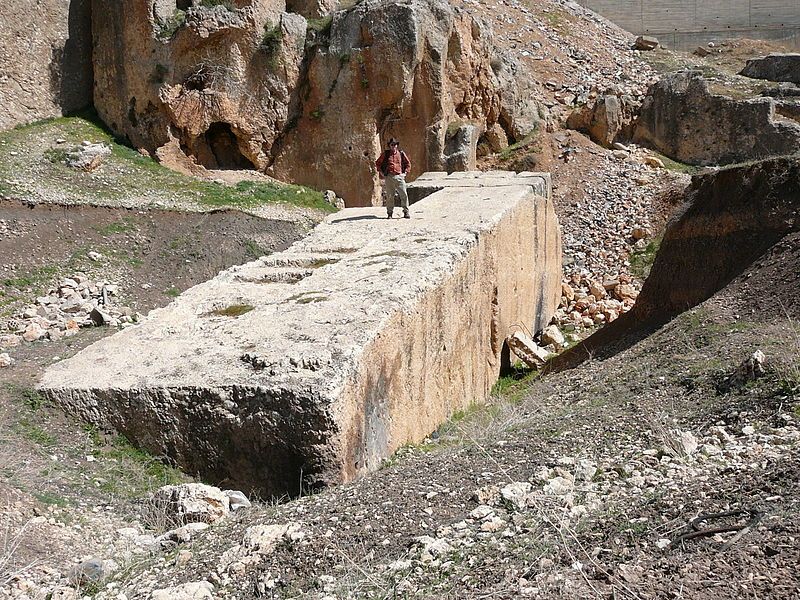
[{"x1": 39, "y1": 172, "x2": 561, "y2": 496}]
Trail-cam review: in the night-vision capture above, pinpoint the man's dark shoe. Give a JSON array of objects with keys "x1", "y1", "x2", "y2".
[
  {"x1": 403, "y1": 211, "x2": 410, "y2": 219},
  {"x1": 387, "y1": 212, "x2": 393, "y2": 219}
]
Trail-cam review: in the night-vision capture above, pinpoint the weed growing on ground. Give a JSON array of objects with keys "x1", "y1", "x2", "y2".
[
  {"x1": 243, "y1": 239, "x2": 271, "y2": 258},
  {"x1": 210, "y1": 303, "x2": 254, "y2": 317},
  {"x1": 96, "y1": 218, "x2": 138, "y2": 236},
  {"x1": 629, "y1": 237, "x2": 661, "y2": 280},
  {"x1": 2, "y1": 265, "x2": 59, "y2": 292},
  {"x1": 4, "y1": 384, "x2": 48, "y2": 411},
  {"x1": 651, "y1": 152, "x2": 701, "y2": 175}
]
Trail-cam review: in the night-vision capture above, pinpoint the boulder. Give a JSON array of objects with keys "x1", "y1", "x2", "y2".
[
  {"x1": 443, "y1": 124, "x2": 481, "y2": 172},
  {"x1": 65, "y1": 144, "x2": 111, "y2": 172},
  {"x1": 633, "y1": 71, "x2": 800, "y2": 165},
  {"x1": 541, "y1": 325, "x2": 565, "y2": 347},
  {"x1": 566, "y1": 94, "x2": 637, "y2": 148},
  {"x1": 740, "y1": 54, "x2": 800, "y2": 85},
  {"x1": 507, "y1": 331, "x2": 550, "y2": 368},
  {"x1": 0, "y1": 353, "x2": 14, "y2": 368},
  {"x1": 634, "y1": 35, "x2": 659, "y2": 51},
  {"x1": 150, "y1": 582, "x2": 214, "y2": 600},
  {"x1": 148, "y1": 484, "x2": 230, "y2": 526}
]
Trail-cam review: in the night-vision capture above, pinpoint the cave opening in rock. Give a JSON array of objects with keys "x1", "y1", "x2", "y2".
[
  {"x1": 189, "y1": 122, "x2": 256, "y2": 170},
  {"x1": 176, "y1": 0, "x2": 192, "y2": 10}
]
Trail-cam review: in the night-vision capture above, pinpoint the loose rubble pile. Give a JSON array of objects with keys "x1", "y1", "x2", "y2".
[
  {"x1": 1, "y1": 484, "x2": 252, "y2": 600},
  {"x1": 358, "y1": 406, "x2": 799, "y2": 597},
  {"x1": 0, "y1": 274, "x2": 140, "y2": 367}
]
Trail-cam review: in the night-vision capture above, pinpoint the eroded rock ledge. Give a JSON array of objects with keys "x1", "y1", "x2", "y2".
[{"x1": 39, "y1": 172, "x2": 561, "y2": 497}]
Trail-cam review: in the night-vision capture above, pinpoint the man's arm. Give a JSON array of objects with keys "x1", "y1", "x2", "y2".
[{"x1": 402, "y1": 151, "x2": 411, "y2": 175}]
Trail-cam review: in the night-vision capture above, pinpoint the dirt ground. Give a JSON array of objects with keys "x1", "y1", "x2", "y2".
[{"x1": 0, "y1": 199, "x2": 307, "y2": 314}]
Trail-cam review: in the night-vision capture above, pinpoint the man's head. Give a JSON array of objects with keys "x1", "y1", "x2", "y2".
[{"x1": 387, "y1": 138, "x2": 399, "y2": 150}]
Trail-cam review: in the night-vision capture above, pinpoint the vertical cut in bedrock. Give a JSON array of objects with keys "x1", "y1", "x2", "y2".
[{"x1": 38, "y1": 172, "x2": 561, "y2": 497}]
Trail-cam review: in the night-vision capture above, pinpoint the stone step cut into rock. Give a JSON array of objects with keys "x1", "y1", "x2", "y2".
[{"x1": 39, "y1": 172, "x2": 561, "y2": 497}]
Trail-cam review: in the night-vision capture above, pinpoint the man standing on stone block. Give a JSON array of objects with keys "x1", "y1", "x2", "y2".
[{"x1": 376, "y1": 138, "x2": 411, "y2": 219}]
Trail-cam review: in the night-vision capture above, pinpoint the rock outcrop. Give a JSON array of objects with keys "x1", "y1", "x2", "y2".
[
  {"x1": 0, "y1": 0, "x2": 93, "y2": 129},
  {"x1": 91, "y1": 0, "x2": 538, "y2": 206},
  {"x1": 741, "y1": 54, "x2": 800, "y2": 85},
  {"x1": 566, "y1": 92, "x2": 637, "y2": 148},
  {"x1": 633, "y1": 71, "x2": 800, "y2": 165},
  {"x1": 39, "y1": 172, "x2": 561, "y2": 496}
]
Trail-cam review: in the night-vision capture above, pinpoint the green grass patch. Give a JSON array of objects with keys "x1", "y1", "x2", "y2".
[
  {"x1": 243, "y1": 239, "x2": 271, "y2": 259},
  {"x1": 13, "y1": 419, "x2": 57, "y2": 447},
  {"x1": 629, "y1": 237, "x2": 661, "y2": 280},
  {"x1": 43, "y1": 147, "x2": 68, "y2": 164},
  {"x1": 165, "y1": 287, "x2": 180, "y2": 298},
  {"x1": 498, "y1": 129, "x2": 540, "y2": 162},
  {"x1": 491, "y1": 366, "x2": 540, "y2": 404},
  {"x1": 96, "y1": 217, "x2": 138, "y2": 235},
  {"x1": 4, "y1": 384, "x2": 48, "y2": 411},
  {"x1": 210, "y1": 303, "x2": 254, "y2": 317},
  {"x1": 2, "y1": 265, "x2": 59, "y2": 291},
  {"x1": 99, "y1": 435, "x2": 187, "y2": 497},
  {"x1": 34, "y1": 491, "x2": 69, "y2": 507},
  {"x1": 651, "y1": 152, "x2": 701, "y2": 175},
  {"x1": 0, "y1": 113, "x2": 334, "y2": 214}
]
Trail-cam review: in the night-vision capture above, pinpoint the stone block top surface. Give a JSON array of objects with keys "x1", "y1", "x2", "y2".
[{"x1": 41, "y1": 178, "x2": 545, "y2": 397}]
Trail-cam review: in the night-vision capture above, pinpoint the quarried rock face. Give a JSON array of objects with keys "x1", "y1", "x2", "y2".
[
  {"x1": 91, "y1": 0, "x2": 537, "y2": 205},
  {"x1": 0, "y1": 0, "x2": 93, "y2": 130},
  {"x1": 39, "y1": 172, "x2": 561, "y2": 497},
  {"x1": 741, "y1": 54, "x2": 800, "y2": 85},
  {"x1": 633, "y1": 71, "x2": 800, "y2": 166}
]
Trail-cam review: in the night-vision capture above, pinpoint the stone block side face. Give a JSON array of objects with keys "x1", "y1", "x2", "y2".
[
  {"x1": 43, "y1": 384, "x2": 340, "y2": 497},
  {"x1": 336, "y1": 192, "x2": 561, "y2": 477},
  {"x1": 0, "y1": 0, "x2": 93, "y2": 130}
]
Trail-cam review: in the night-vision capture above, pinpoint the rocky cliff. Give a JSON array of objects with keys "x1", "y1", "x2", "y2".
[
  {"x1": 552, "y1": 156, "x2": 800, "y2": 368},
  {"x1": 0, "y1": 0, "x2": 93, "y2": 130},
  {"x1": 90, "y1": 0, "x2": 537, "y2": 206}
]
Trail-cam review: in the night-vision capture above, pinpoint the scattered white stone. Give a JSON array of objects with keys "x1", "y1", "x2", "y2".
[
  {"x1": 148, "y1": 483, "x2": 230, "y2": 525},
  {"x1": 470, "y1": 505, "x2": 496, "y2": 520},
  {"x1": 150, "y1": 581, "x2": 214, "y2": 600},
  {"x1": 224, "y1": 489, "x2": 251, "y2": 511},
  {"x1": 500, "y1": 482, "x2": 533, "y2": 510},
  {"x1": 0, "y1": 353, "x2": 13, "y2": 368}
]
